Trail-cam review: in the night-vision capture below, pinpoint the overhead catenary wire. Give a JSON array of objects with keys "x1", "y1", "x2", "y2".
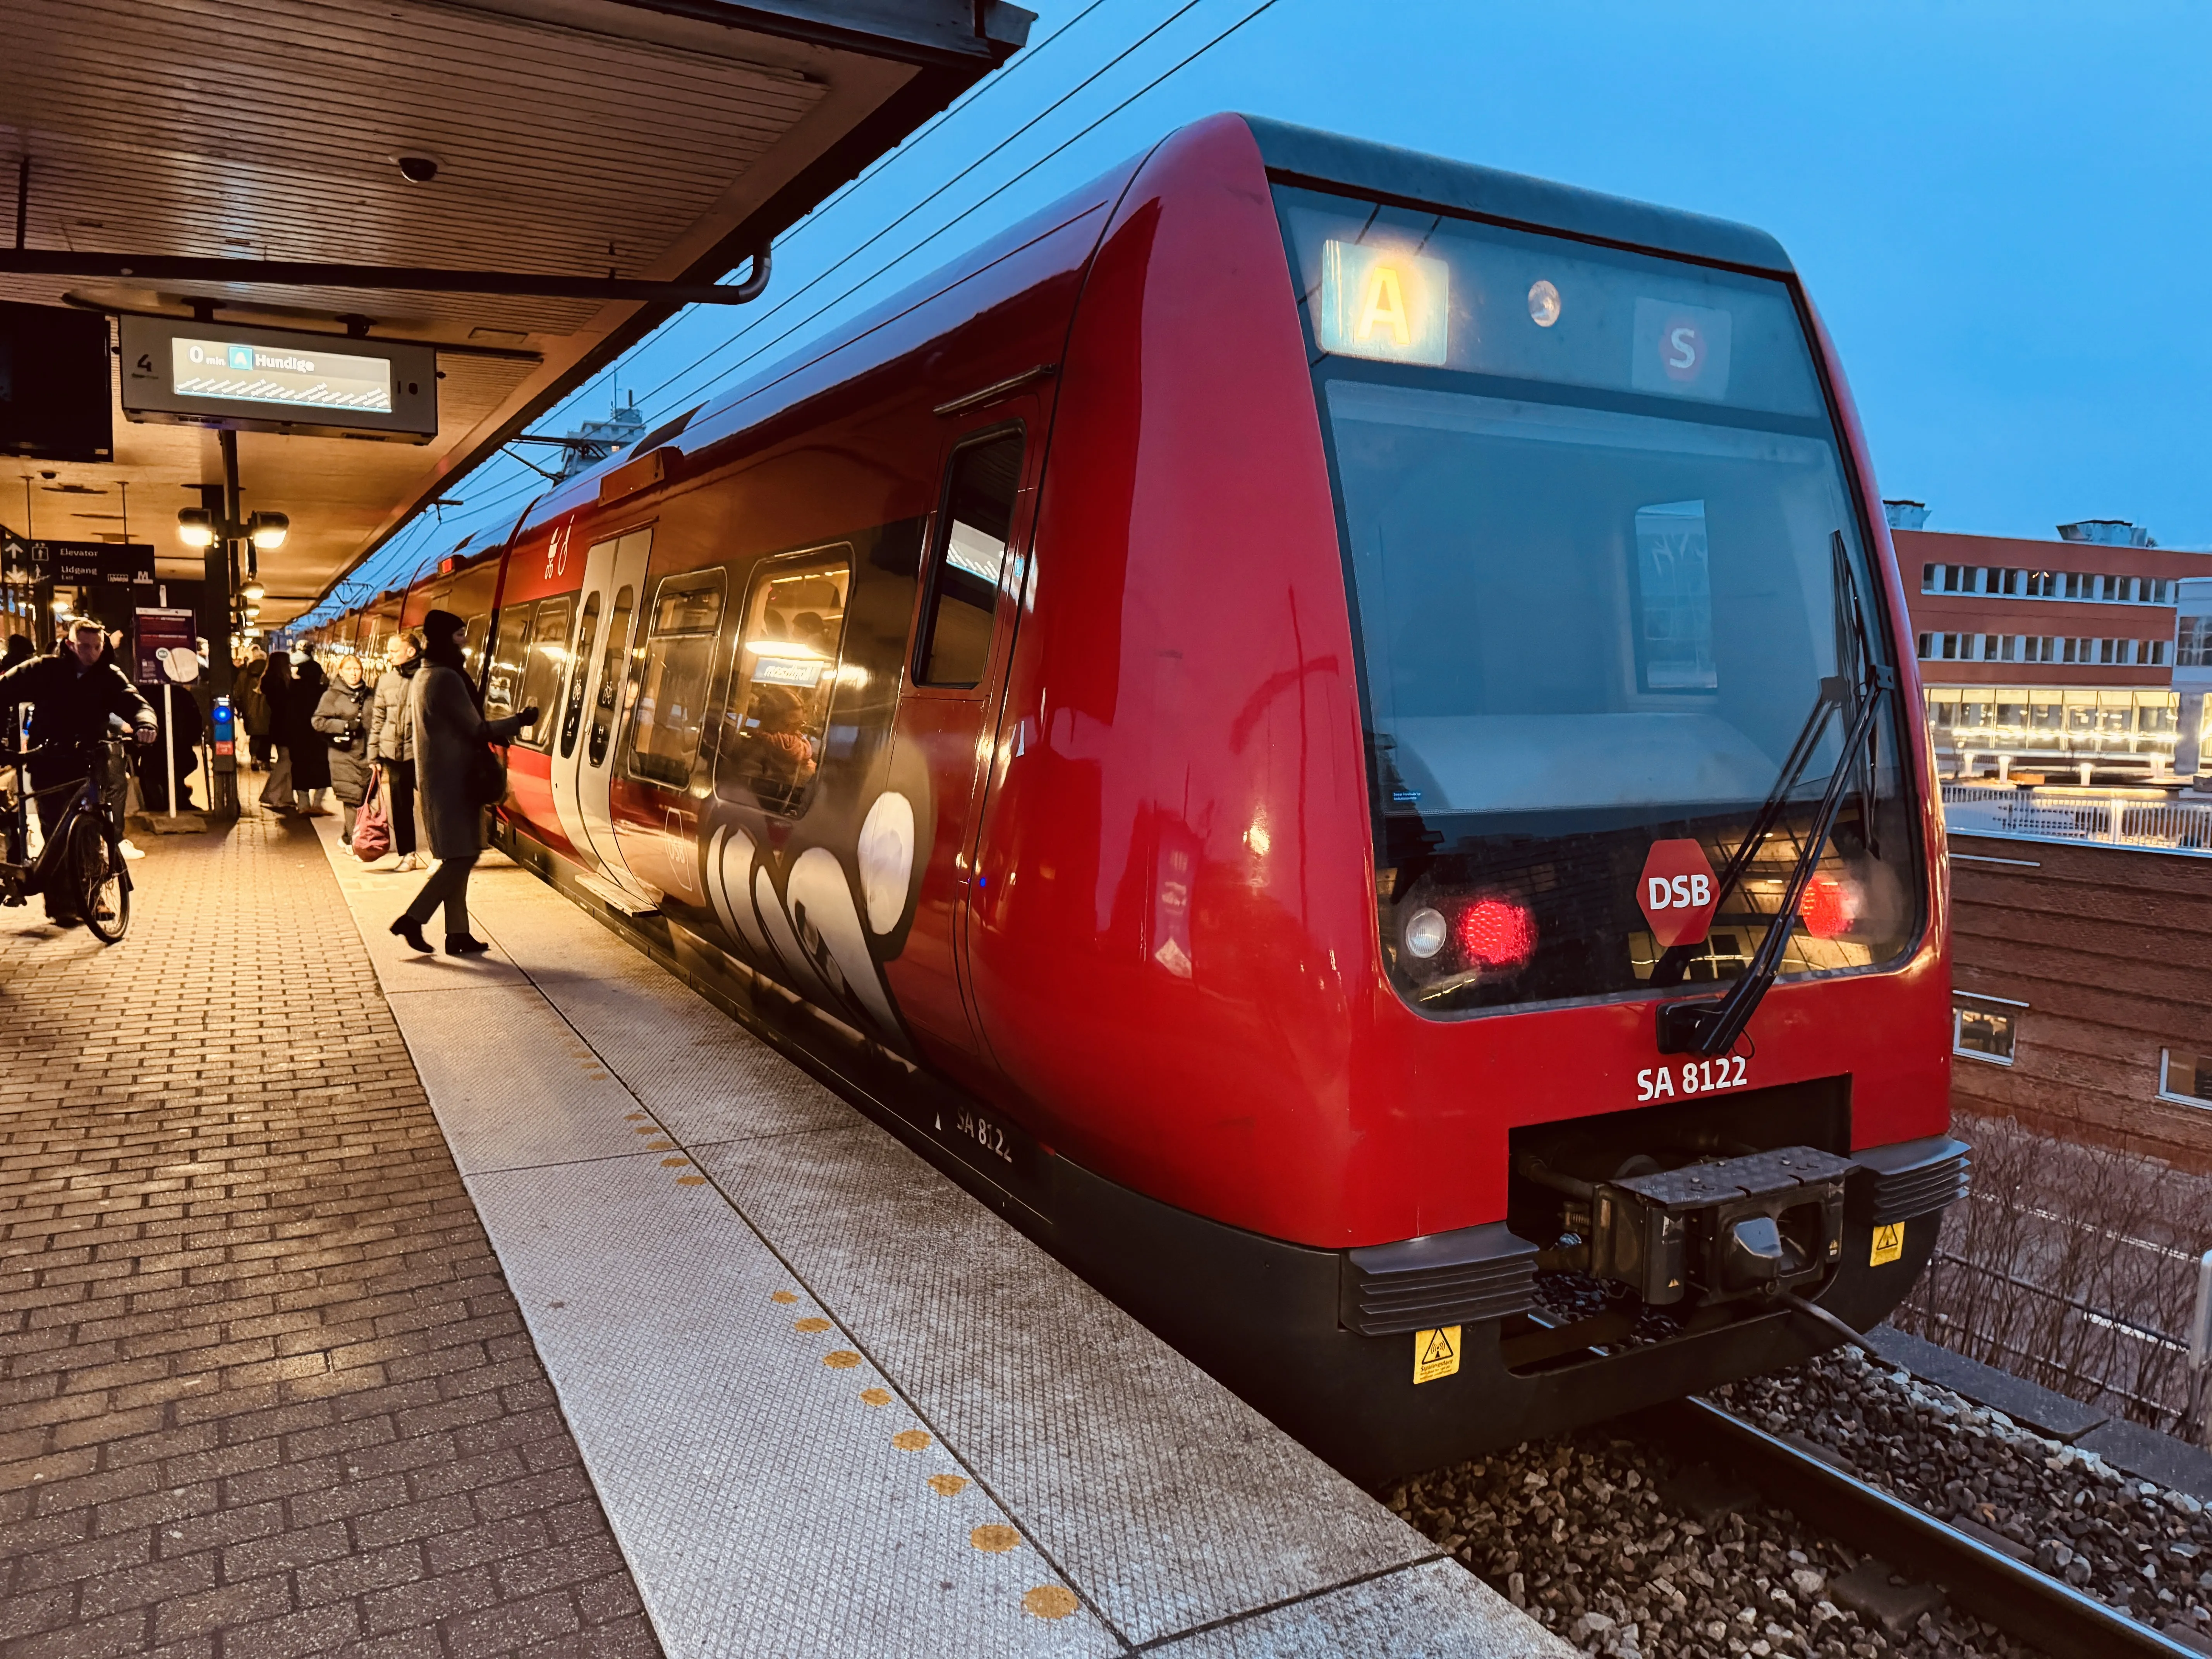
[
  {"x1": 325, "y1": 0, "x2": 1284, "y2": 623},
  {"x1": 633, "y1": 0, "x2": 1286, "y2": 422},
  {"x1": 311, "y1": 1, "x2": 1121, "y2": 623},
  {"x1": 305, "y1": 10, "x2": 1109, "y2": 627},
  {"x1": 633, "y1": 0, "x2": 1213, "y2": 412}
]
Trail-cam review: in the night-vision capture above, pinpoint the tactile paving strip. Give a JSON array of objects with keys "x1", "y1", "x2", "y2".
[
  {"x1": 393, "y1": 982, "x2": 656, "y2": 1175},
  {"x1": 694, "y1": 1127, "x2": 1434, "y2": 1647},
  {"x1": 470, "y1": 1152, "x2": 1116, "y2": 1659},
  {"x1": 311, "y1": 822, "x2": 1562, "y2": 1657}
]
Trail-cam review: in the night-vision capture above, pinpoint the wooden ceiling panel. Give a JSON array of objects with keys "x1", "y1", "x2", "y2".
[{"x1": 0, "y1": 0, "x2": 1027, "y2": 621}]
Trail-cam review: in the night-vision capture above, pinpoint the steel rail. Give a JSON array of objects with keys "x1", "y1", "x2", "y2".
[{"x1": 1641, "y1": 1396, "x2": 2198, "y2": 1659}]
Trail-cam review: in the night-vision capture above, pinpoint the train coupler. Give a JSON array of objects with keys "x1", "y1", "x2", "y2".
[{"x1": 1526, "y1": 1146, "x2": 1853, "y2": 1309}]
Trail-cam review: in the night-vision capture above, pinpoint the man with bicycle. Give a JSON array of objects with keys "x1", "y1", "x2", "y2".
[{"x1": 0, "y1": 617, "x2": 158, "y2": 922}]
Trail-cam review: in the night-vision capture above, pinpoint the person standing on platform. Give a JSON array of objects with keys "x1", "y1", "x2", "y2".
[
  {"x1": 368, "y1": 630, "x2": 425, "y2": 871},
  {"x1": 258, "y1": 649, "x2": 297, "y2": 814},
  {"x1": 295, "y1": 642, "x2": 328, "y2": 702},
  {"x1": 391, "y1": 609, "x2": 533, "y2": 957},
  {"x1": 237, "y1": 644, "x2": 272, "y2": 770},
  {"x1": 312, "y1": 654, "x2": 374, "y2": 845},
  {"x1": 284, "y1": 648, "x2": 332, "y2": 815}
]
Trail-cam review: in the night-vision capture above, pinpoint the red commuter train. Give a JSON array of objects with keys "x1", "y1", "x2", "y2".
[{"x1": 308, "y1": 115, "x2": 1967, "y2": 1481}]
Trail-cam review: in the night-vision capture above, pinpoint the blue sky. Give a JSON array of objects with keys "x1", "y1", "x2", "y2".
[{"x1": 331, "y1": 0, "x2": 2212, "y2": 613}]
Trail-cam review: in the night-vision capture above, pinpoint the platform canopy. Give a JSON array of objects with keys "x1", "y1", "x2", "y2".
[{"x1": 0, "y1": 0, "x2": 1030, "y2": 626}]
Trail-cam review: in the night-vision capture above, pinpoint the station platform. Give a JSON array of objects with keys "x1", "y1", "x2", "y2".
[{"x1": 3, "y1": 812, "x2": 1565, "y2": 1659}]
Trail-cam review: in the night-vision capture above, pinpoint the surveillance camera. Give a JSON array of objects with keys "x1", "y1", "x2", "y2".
[{"x1": 396, "y1": 155, "x2": 440, "y2": 184}]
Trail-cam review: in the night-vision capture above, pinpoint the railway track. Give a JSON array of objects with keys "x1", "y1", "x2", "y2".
[
  {"x1": 1650, "y1": 1396, "x2": 2200, "y2": 1659},
  {"x1": 1393, "y1": 1346, "x2": 2212, "y2": 1659}
]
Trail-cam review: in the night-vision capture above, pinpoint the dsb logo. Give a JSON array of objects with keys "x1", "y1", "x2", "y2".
[
  {"x1": 1648, "y1": 871, "x2": 1711, "y2": 910},
  {"x1": 1638, "y1": 839, "x2": 1719, "y2": 948}
]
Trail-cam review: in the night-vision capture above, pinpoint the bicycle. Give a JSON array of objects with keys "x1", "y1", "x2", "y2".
[{"x1": 0, "y1": 731, "x2": 134, "y2": 943}]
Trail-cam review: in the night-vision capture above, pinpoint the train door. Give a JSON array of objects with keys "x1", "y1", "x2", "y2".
[
  {"x1": 888, "y1": 416, "x2": 1035, "y2": 1069},
  {"x1": 564, "y1": 529, "x2": 654, "y2": 896},
  {"x1": 610, "y1": 564, "x2": 728, "y2": 907},
  {"x1": 548, "y1": 532, "x2": 620, "y2": 860}
]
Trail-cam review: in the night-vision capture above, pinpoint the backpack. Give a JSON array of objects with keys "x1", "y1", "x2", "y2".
[{"x1": 352, "y1": 764, "x2": 391, "y2": 861}]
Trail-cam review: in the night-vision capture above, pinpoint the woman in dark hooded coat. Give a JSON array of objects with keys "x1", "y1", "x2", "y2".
[
  {"x1": 311, "y1": 653, "x2": 375, "y2": 843},
  {"x1": 390, "y1": 609, "x2": 534, "y2": 956},
  {"x1": 258, "y1": 650, "x2": 297, "y2": 813},
  {"x1": 282, "y1": 649, "x2": 332, "y2": 808}
]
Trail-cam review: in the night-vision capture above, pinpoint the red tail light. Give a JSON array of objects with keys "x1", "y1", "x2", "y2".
[
  {"x1": 1458, "y1": 898, "x2": 1537, "y2": 968},
  {"x1": 1799, "y1": 875, "x2": 1853, "y2": 938}
]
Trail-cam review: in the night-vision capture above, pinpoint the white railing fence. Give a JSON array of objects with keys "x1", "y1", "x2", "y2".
[{"x1": 1942, "y1": 784, "x2": 2212, "y2": 857}]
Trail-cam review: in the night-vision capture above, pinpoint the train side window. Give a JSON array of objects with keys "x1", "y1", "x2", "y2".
[
  {"x1": 486, "y1": 610, "x2": 531, "y2": 719},
  {"x1": 462, "y1": 613, "x2": 489, "y2": 678},
  {"x1": 560, "y1": 594, "x2": 602, "y2": 759},
  {"x1": 515, "y1": 597, "x2": 572, "y2": 750},
  {"x1": 715, "y1": 551, "x2": 853, "y2": 816},
  {"x1": 588, "y1": 585, "x2": 635, "y2": 767},
  {"x1": 625, "y1": 570, "x2": 727, "y2": 788},
  {"x1": 916, "y1": 430, "x2": 1022, "y2": 688}
]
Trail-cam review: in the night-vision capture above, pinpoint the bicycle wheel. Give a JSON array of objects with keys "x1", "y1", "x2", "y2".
[{"x1": 74, "y1": 817, "x2": 129, "y2": 943}]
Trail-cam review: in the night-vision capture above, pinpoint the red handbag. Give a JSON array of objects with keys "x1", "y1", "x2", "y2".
[{"x1": 352, "y1": 765, "x2": 392, "y2": 862}]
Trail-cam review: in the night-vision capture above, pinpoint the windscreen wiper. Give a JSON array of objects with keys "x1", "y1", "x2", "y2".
[{"x1": 1655, "y1": 532, "x2": 1894, "y2": 1056}]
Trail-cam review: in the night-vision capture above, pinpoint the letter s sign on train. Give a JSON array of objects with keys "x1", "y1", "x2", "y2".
[{"x1": 1637, "y1": 839, "x2": 1720, "y2": 948}]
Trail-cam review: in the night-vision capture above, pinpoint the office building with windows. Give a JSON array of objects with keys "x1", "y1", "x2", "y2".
[{"x1": 1891, "y1": 505, "x2": 2212, "y2": 781}]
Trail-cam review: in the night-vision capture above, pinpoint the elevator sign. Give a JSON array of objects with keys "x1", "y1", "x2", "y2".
[{"x1": 1638, "y1": 839, "x2": 1719, "y2": 948}]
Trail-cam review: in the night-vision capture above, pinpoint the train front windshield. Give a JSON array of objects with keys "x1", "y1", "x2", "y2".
[{"x1": 1276, "y1": 185, "x2": 1923, "y2": 1017}]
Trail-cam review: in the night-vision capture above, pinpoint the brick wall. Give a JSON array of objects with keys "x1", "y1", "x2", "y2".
[{"x1": 1950, "y1": 831, "x2": 2212, "y2": 1169}]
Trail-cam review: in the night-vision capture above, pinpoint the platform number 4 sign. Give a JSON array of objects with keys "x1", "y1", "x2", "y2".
[
  {"x1": 1413, "y1": 1325, "x2": 1461, "y2": 1385},
  {"x1": 1869, "y1": 1223, "x2": 1905, "y2": 1267}
]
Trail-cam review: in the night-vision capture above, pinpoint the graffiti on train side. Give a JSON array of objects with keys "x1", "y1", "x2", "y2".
[{"x1": 704, "y1": 789, "x2": 919, "y2": 1047}]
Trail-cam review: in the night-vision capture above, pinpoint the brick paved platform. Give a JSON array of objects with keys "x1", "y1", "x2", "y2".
[{"x1": 0, "y1": 815, "x2": 659, "y2": 1659}]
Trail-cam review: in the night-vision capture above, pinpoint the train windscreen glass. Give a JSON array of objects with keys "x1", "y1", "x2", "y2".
[{"x1": 1276, "y1": 185, "x2": 1922, "y2": 1017}]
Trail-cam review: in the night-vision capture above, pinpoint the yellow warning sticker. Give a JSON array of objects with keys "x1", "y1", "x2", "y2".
[
  {"x1": 1413, "y1": 1325, "x2": 1462, "y2": 1385},
  {"x1": 1870, "y1": 1222, "x2": 1906, "y2": 1267}
]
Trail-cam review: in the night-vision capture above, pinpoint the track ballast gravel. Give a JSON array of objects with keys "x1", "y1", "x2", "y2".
[
  {"x1": 1718, "y1": 1346, "x2": 2212, "y2": 1645},
  {"x1": 1390, "y1": 1346, "x2": 2212, "y2": 1658}
]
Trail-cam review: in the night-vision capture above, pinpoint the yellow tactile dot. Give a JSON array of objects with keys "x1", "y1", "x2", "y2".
[
  {"x1": 626, "y1": 1113, "x2": 649, "y2": 1121},
  {"x1": 675, "y1": 1175, "x2": 706, "y2": 1186},
  {"x1": 1023, "y1": 1586, "x2": 1079, "y2": 1620},
  {"x1": 632, "y1": 1125, "x2": 660, "y2": 1135},
  {"x1": 645, "y1": 1140, "x2": 675, "y2": 1151},
  {"x1": 891, "y1": 1429, "x2": 931, "y2": 1451},
  {"x1": 661, "y1": 1157, "x2": 689, "y2": 1168},
  {"x1": 793, "y1": 1317, "x2": 831, "y2": 1334},
  {"x1": 928, "y1": 1474, "x2": 967, "y2": 1497},
  {"x1": 970, "y1": 1525, "x2": 1020, "y2": 1553},
  {"x1": 771, "y1": 1291, "x2": 798, "y2": 1305},
  {"x1": 824, "y1": 1350, "x2": 861, "y2": 1369},
  {"x1": 859, "y1": 1388, "x2": 891, "y2": 1407}
]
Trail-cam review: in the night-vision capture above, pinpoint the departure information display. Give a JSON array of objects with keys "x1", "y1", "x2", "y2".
[
  {"x1": 170, "y1": 337, "x2": 394, "y2": 413},
  {"x1": 119, "y1": 316, "x2": 438, "y2": 442}
]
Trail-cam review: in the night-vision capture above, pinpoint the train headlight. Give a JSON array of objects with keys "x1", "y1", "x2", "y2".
[
  {"x1": 1528, "y1": 279, "x2": 1561, "y2": 327},
  {"x1": 1404, "y1": 907, "x2": 1448, "y2": 958}
]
